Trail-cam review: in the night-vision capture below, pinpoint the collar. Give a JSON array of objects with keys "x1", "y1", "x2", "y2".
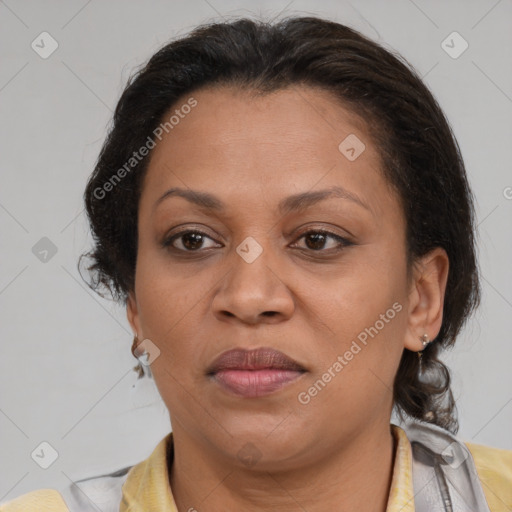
[
  {"x1": 120, "y1": 425, "x2": 414, "y2": 512},
  {"x1": 387, "y1": 424, "x2": 415, "y2": 511}
]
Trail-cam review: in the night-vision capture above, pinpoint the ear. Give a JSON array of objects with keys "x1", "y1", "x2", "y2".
[
  {"x1": 404, "y1": 247, "x2": 449, "y2": 351},
  {"x1": 126, "y1": 290, "x2": 142, "y2": 338}
]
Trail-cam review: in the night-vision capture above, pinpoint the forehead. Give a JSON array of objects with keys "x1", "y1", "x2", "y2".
[
  {"x1": 140, "y1": 85, "x2": 397, "y2": 220},
  {"x1": 149, "y1": 85, "x2": 373, "y2": 160}
]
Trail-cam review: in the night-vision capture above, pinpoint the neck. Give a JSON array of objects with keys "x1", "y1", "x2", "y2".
[{"x1": 169, "y1": 421, "x2": 396, "y2": 512}]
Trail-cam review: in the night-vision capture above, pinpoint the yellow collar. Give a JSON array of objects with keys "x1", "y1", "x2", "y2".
[
  {"x1": 387, "y1": 424, "x2": 415, "y2": 511},
  {"x1": 120, "y1": 425, "x2": 414, "y2": 512}
]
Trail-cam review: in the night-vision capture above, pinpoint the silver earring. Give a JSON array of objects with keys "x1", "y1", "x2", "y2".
[
  {"x1": 131, "y1": 335, "x2": 145, "y2": 379},
  {"x1": 417, "y1": 333, "x2": 431, "y2": 363}
]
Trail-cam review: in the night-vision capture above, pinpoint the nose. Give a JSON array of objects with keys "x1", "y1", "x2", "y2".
[{"x1": 212, "y1": 243, "x2": 295, "y2": 325}]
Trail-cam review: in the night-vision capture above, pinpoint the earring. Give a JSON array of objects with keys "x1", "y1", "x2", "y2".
[
  {"x1": 131, "y1": 335, "x2": 145, "y2": 379},
  {"x1": 131, "y1": 335, "x2": 140, "y2": 358},
  {"x1": 417, "y1": 333, "x2": 430, "y2": 363}
]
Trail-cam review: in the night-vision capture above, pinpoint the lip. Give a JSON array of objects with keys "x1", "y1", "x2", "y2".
[{"x1": 207, "y1": 347, "x2": 307, "y2": 398}]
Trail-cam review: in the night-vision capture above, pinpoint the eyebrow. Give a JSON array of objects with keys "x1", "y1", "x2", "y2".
[{"x1": 153, "y1": 185, "x2": 371, "y2": 215}]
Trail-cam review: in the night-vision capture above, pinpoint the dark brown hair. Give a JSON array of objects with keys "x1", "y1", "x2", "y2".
[{"x1": 81, "y1": 16, "x2": 480, "y2": 433}]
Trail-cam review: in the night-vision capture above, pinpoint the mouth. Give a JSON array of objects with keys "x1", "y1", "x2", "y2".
[{"x1": 206, "y1": 347, "x2": 307, "y2": 398}]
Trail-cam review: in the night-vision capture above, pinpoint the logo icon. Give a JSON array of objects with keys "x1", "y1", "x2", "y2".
[
  {"x1": 32, "y1": 237, "x2": 58, "y2": 263},
  {"x1": 237, "y1": 442, "x2": 262, "y2": 467},
  {"x1": 441, "y1": 441, "x2": 469, "y2": 469},
  {"x1": 31, "y1": 441, "x2": 59, "y2": 469},
  {"x1": 338, "y1": 134, "x2": 366, "y2": 161},
  {"x1": 31, "y1": 32, "x2": 59, "y2": 59},
  {"x1": 441, "y1": 32, "x2": 469, "y2": 59},
  {"x1": 236, "y1": 236, "x2": 263, "y2": 263},
  {"x1": 133, "y1": 338, "x2": 161, "y2": 366}
]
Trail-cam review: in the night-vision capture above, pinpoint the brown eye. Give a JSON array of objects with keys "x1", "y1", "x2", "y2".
[
  {"x1": 164, "y1": 230, "x2": 220, "y2": 252},
  {"x1": 293, "y1": 230, "x2": 353, "y2": 252}
]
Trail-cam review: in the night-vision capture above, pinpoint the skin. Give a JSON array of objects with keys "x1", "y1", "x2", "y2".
[{"x1": 127, "y1": 85, "x2": 449, "y2": 512}]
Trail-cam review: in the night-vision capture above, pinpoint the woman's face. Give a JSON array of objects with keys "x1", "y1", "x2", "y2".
[{"x1": 127, "y1": 85, "x2": 437, "y2": 469}]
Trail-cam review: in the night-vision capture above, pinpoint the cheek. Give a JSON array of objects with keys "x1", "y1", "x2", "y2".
[
  {"x1": 311, "y1": 250, "x2": 407, "y2": 341},
  {"x1": 301, "y1": 251, "x2": 408, "y2": 402},
  {"x1": 296, "y1": 307, "x2": 406, "y2": 433},
  {"x1": 133, "y1": 256, "x2": 207, "y2": 371},
  {"x1": 135, "y1": 240, "x2": 204, "y2": 327}
]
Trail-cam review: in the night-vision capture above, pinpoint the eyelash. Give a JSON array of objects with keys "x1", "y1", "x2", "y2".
[{"x1": 162, "y1": 228, "x2": 354, "y2": 255}]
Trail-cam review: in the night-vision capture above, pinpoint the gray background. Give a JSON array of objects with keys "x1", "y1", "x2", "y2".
[{"x1": 1, "y1": 0, "x2": 511, "y2": 502}]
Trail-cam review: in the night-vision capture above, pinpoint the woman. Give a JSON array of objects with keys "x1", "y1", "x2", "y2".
[{"x1": 2, "y1": 15, "x2": 511, "y2": 512}]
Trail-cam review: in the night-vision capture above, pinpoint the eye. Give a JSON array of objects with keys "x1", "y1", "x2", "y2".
[
  {"x1": 163, "y1": 229, "x2": 221, "y2": 252},
  {"x1": 163, "y1": 227, "x2": 353, "y2": 254},
  {"x1": 291, "y1": 229, "x2": 353, "y2": 253}
]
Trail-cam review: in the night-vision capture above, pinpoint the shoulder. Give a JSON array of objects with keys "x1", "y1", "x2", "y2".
[
  {"x1": 0, "y1": 464, "x2": 133, "y2": 512},
  {"x1": 400, "y1": 419, "x2": 512, "y2": 511},
  {"x1": 0, "y1": 435, "x2": 171, "y2": 512},
  {"x1": 0, "y1": 489, "x2": 70, "y2": 512},
  {"x1": 465, "y1": 441, "x2": 512, "y2": 510}
]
